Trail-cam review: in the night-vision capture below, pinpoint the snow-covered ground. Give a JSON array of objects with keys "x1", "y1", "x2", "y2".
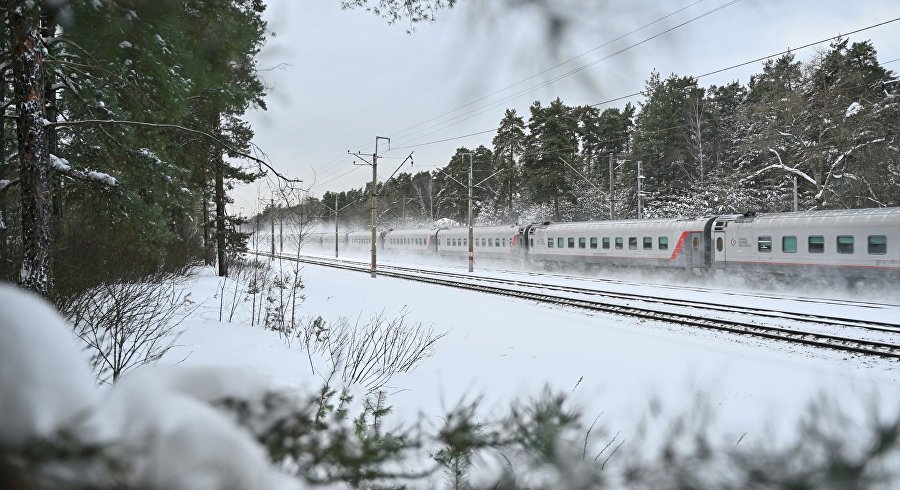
[
  {"x1": 3, "y1": 247, "x2": 897, "y2": 487},
  {"x1": 167, "y1": 251, "x2": 899, "y2": 451}
]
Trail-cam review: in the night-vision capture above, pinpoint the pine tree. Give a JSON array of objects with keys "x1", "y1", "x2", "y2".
[
  {"x1": 521, "y1": 98, "x2": 578, "y2": 221},
  {"x1": 491, "y1": 109, "x2": 525, "y2": 215}
]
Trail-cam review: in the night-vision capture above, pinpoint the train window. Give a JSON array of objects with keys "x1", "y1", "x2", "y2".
[
  {"x1": 628, "y1": 237, "x2": 637, "y2": 250},
  {"x1": 615, "y1": 237, "x2": 623, "y2": 249},
  {"x1": 758, "y1": 236, "x2": 772, "y2": 253},
  {"x1": 503, "y1": 239, "x2": 507, "y2": 247},
  {"x1": 530, "y1": 238, "x2": 534, "y2": 247},
  {"x1": 868, "y1": 235, "x2": 887, "y2": 254},
  {"x1": 568, "y1": 238, "x2": 575, "y2": 248},
  {"x1": 659, "y1": 237, "x2": 669, "y2": 250},
  {"x1": 488, "y1": 238, "x2": 493, "y2": 247},
  {"x1": 548, "y1": 238, "x2": 554, "y2": 248},
  {"x1": 579, "y1": 237, "x2": 586, "y2": 249},
  {"x1": 692, "y1": 236, "x2": 700, "y2": 249},
  {"x1": 464, "y1": 238, "x2": 468, "y2": 246},
  {"x1": 643, "y1": 237, "x2": 652, "y2": 250},
  {"x1": 590, "y1": 237, "x2": 598, "y2": 249},
  {"x1": 836, "y1": 235, "x2": 854, "y2": 254},
  {"x1": 808, "y1": 235, "x2": 824, "y2": 254},
  {"x1": 782, "y1": 236, "x2": 797, "y2": 253},
  {"x1": 603, "y1": 237, "x2": 610, "y2": 249},
  {"x1": 558, "y1": 237, "x2": 564, "y2": 248}
]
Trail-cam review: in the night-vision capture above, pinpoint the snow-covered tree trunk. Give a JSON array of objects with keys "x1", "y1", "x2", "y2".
[
  {"x1": 215, "y1": 157, "x2": 228, "y2": 277},
  {"x1": 10, "y1": 4, "x2": 52, "y2": 297}
]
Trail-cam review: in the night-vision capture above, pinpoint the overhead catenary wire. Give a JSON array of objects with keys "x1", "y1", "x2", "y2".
[
  {"x1": 387, "y1": 0, "x2": 745, "y2": 148},
  {"x1": 387, "y1": 0, "x2": 711, "y2": 142},
  {"x1": 308, "y1": 0, "x2": 731, "y2": 182},
  {"x1": 389, "y1": 20, "x2": 900, "y2": 152}
]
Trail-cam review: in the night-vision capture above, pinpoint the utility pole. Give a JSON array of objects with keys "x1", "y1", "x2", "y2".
[
  {"x1": 334, "y1": 194, "x2": 339, "y2": 258},
  {"x1": 438, "y1": 157, "x2": 504, "y2": 273},
  {"x1": 608, "y1": 153, "x2": 614, "y2": 220},
  {"x1": 463, "y1": 152, "x2": 475, "y2": 273},
  {"x1": 270, "y1": 198, "x2": 275, "y2": 259},
  {"x1": 349, "y1": 137, "x2": 409, "y2": 278},
  {"x1": 636, "y1": 161, "x2": 644, "y2": 220},
  {"x1": 793, "y1": 175, "x2": 798, "y2": 212}
]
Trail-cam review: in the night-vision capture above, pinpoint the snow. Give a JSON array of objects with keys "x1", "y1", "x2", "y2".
[
  {"x1": 2, "y1": 249, "x2": 897, "y2": 485},
  {"x1": 86, "y1": 170, "x2": 119, "y2": 187},
  {"x1": 0, "y1": 284, "x2": 97, "y2": 446},
  {"x1": 50, "y1": 154, "x2": 71, "y2": 172},
  {"x1": 845, "y1": 101, "x2": 862, "y2": 118},
  {"x1": 0, "y1": 284, "x2": 305, "y2": 489},
  {"x1": 0, "y1": 179, "x2": 10, "y2": 191},
  {"x1": 119, "y1": 41, "x2": 133, "y2": 49},
  {"x1": 162, "y1": 255, "x2": 899, "y2": 454},
  {"x1": 81, "y1": 367, "x2": 301, "y2": 490}
]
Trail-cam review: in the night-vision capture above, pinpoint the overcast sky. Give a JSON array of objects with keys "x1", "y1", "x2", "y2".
[{"x1": 232, "y1": 0, "x2": 900, "y2": 213}]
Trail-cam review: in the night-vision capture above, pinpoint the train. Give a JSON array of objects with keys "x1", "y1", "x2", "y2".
[{"x1": 297, "y1": 207, "x2": 900, "y2": 285}]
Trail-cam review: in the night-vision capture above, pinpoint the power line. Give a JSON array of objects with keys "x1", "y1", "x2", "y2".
[
  {"x1": 387, "y1": 0, "x2": 710, "y2": 141},
  {"x1": 309, "y1": 0, "x2": 724, "y2": 181},
  {"x1": 390, "y1": 19, "x2": 900, "y2": 151},
  {"x1": 388, "y1": 0, "x2": 744, "y2": 148}
]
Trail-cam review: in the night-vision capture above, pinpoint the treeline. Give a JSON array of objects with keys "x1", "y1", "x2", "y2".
[
  {"x1": 318, "y1": 38, "x2": 899, "y2": 229},
  {"x1": 0, "y1": 1, "x2": 270, "y2": 298}
]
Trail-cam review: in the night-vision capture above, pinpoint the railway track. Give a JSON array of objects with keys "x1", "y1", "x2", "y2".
[{"x1": 255, "y1": 252, "x2": 900, "y2": 360}]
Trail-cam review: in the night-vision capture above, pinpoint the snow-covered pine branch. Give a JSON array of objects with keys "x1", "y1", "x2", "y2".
[
  {"x1": 49, "y1": 119, "x2": 301, "y2": 183},
  {"x1": 50, "y1": 154, "x2": 120, "y2": 188}
]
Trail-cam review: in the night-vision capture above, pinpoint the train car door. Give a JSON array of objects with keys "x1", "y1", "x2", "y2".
[
  {"x1": 713, "y1": 231, "x2": 726, "y2": 269},
  {"x1": 688, "y1": 232, "x2": 703, "y2": 269}
]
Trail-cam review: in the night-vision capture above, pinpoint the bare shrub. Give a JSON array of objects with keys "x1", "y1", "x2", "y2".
[
  {"x1": 301, "y1": 310, "x2": 446, "y2": 394},
  {"x1": 60, "y1": 273, "x2": 195, "y2": 384}
]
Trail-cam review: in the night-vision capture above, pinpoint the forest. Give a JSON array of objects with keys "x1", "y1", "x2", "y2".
[{"x1": 1, "y1": 0, "x2": 272, "y2": 299}]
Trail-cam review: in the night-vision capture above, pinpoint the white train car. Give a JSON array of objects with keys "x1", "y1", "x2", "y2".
[
  {"x1": 383, "y1": 228, "x2": 440, "y2": 254},
  {"x1": 345, "y1": 231, "x2": 374, "y2": 252},
  {"x1": 524, "y1": 218, "x2": 713, "y2": 270},
  {"x1": 712, "y1": 208, "x2": 900, "y2": 282},
  {"x1": 436, "y1": 225, "x2": 519, "y2": 260}
]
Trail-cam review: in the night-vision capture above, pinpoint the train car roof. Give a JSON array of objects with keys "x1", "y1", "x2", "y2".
[
  {"x1": 385, "y1": 228, "x2": 441, "y2": 236},
  {"x1": 719, "y1": 207, "x2": 900, "y2": 224},
  {"x1": 535, "y1": 217, "x2": 711, "y2": 231},
  {"x1": 439, "y1": 225, "x2": 520, "y2": 236}
]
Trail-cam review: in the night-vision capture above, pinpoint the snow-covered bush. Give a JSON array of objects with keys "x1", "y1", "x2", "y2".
[{"x1": 0, "y1": 284, "x2": 302, "y2": 490}]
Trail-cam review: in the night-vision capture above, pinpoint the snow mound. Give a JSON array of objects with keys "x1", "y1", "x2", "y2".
[
  {"x1": 0, "y1": 284, "x2": 305, "y2": 489},
  {"x1": 0, "y1": 284, "x2": 97, "y2": 447},
  {"x1": 845, "y1": 101, "x2": 862, "y2": 118},
  {"x1": 90, "y1": 372, "x2": 301, "y2": 490}
]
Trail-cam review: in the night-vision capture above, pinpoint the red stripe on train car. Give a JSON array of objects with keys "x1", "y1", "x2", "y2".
[{"x1": 669, "y1": 231, "x2": 700, "y2": 260}]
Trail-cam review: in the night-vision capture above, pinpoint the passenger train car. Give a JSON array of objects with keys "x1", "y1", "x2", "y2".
[{"x1": 292, "y1": 207, "x2": 900, "y2": 284}]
